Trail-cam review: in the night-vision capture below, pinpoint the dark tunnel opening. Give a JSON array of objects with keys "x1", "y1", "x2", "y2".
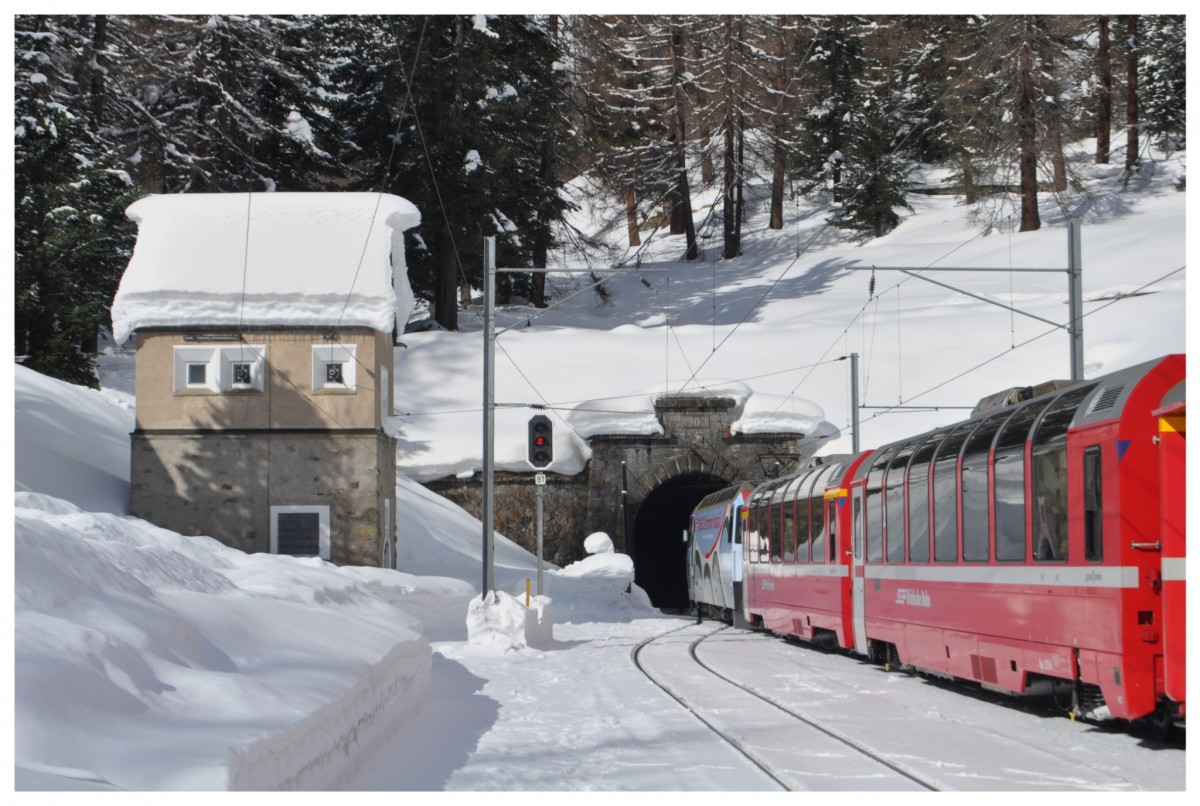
[{"x1": 631, "y1": 472, "x2": 729, "y2": 611}]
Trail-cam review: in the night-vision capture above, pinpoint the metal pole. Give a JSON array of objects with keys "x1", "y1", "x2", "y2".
[
  {"x1": 850, "y1": 352, "x2": 860, "y2": 454},
  {"x1": 536, "y1": 482, "x2": 545, "y2": 595},
  {"x1": 482, "y1": 237, "x2": 496, "y2": 598},
  {"x1": 1067, "y1": 219, "x2": 1084, "y2": 381}
]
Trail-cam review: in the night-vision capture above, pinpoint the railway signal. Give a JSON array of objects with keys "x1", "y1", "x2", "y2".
[{"x1": 527, "y1": 414, "x2": 553, "y2": 469}]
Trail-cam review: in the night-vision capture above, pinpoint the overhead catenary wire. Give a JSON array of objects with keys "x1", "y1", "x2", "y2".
[{"x1": 862, "y1": 265, "x2": 1185, "y2": 423}]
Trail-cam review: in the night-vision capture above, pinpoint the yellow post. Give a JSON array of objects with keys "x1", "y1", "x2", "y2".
[{"x1": 526, "y1": 578, "x2": 531, "y2": 607}]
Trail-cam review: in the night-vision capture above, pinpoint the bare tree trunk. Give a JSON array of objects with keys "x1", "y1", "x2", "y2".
[
  {"x1": 669, "y1": 20, "x2": 698, "y2": 260},
  {"x1": 529, "y1": 13, "x2": 559, "y2": 309},
  {"x1": 432, "y1": 17, "x2": 468, "y2": 330},
  {"x1": 723, "y1": 121, "x2": 736, "y2": 258},
  {"x1": 435, "y1": 230, "x2": 459, "y2": 331},
  {"x1": 1125, "y1": 15, "x2": 1139, "y2": 172},
  {"x1": 734, "y1": 114, "x2": 744, "y2": 253},
  {"x1": 1045, "y1": 52, "x2": 1067, "y2": 192},
  {"x1": 768, "y1": 15, "x2": 792, "y2": 231},
  {"x1": 961, "y1": 152, "x2": 976, "y2": 205},
  {"x1": 722, "y1": 18, "x2": 737, "y2": 259},
  {"x1": 770, "y1": 144, "x2": 786, "y2": 230},
  {"x1": 1018, "y1": 29, "x2": 1040, "y2": 232},
  {"x1": 625, "y1": 187, "x2": 640, "y2": 247},
  {"x1": 88, "y1": 15, "x2": 107, "y2": 130},
  {"x1": 1096, "y1": 16, "x2": 1112, "y2": 164}
]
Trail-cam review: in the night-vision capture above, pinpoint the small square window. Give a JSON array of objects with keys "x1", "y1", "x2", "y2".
[
  {"x1": 187, "y1": 363, "x2": 208, "y2": 386},
  {"x1": 232, "y1": 362, "x2": 252, "y2": 386},
  {"x1": 271, "y1": 505, "x2": 330, "y2": 560},
  {"x1": 312, "y1": 344, "x2": 356, "y2": 393}
]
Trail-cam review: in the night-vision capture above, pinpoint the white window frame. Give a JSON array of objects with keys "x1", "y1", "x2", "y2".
[
  {"x1": 270, "y1": 505, "x2": 331, "y2": 561},
  {"x1": 173, "y1": 345, "x2": 220, "y2": 393},
  {"x1": 173, "y1": 344, "x2": 267, "y2": 394},
  {"x1": 221, "y1": 350, "x2": 265, "y2": 392},
  {"x1": 312, "y1": 344, "x2": 357, "y2": 393}
]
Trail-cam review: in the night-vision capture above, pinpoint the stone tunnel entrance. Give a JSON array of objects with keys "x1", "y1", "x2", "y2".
[
  {"x1": 419, "y1": 395, "x2": 808, "y2": 601},
  {"x1": 631, "y1": 472, "x2": 728, "y2": 610}
]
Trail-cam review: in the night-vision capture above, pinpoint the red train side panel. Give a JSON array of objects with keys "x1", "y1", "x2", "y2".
[{"x1": 1154, "y1": 401, "x2": 1185, "y2": 718}]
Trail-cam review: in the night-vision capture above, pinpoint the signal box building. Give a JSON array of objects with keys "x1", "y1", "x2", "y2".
[{"x1": 111, "y1": 192, "x2": 420, "y2": 567}]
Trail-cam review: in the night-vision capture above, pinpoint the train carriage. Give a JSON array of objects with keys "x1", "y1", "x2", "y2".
[
  {"x1": 700, "y1": 354, "x2": 1184, "y2": 730},
  {"x1": 848, "y1": 354, "x2": 1184, "y2": 726},
  {"x1": 687, "y1": 482, "x2": 753, "y2": 623},
  {"x1": 742, "y1": 454, "x2": 870, "y2": 648}
]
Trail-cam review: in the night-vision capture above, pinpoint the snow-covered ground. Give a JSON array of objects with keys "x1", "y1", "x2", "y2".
[{"x1": 11, "y1": 143, "x2": 1189, "y2": 791}]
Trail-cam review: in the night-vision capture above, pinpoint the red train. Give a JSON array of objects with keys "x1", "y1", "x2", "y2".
[{"x1": 693, "y1": 354, "x2": 1185, "y2": 732}]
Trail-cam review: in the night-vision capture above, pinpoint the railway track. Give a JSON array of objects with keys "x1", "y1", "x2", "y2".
[{"x1": 632, "y1": 621, "x2": 942, "y2": 791}]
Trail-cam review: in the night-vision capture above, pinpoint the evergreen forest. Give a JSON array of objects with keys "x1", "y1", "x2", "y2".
[{"x1": 13, "y1": 14, "x2": 1186, "y2": 386}]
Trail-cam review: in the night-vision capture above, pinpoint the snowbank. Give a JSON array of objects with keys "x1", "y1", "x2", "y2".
[
  {"x1": 551, "y1": 544, "x2": 656, "y2": 620},
  {"x1": 466, "y1": 591, "x2": 555, "y2": 653},
  {"x1": 13, "y1": 364, "x2": 134, "y2": 514},
  {"x1": 14, "y1": 493, "x2": 432, "y2": 790}
]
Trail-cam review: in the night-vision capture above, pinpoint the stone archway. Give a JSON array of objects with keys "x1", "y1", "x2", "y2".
[{"x1": 630, "y1": 471, "x2": 729, "y2": 609}]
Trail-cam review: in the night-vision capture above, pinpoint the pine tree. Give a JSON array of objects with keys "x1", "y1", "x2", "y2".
[
  {"x1": 332, "y1": 15, "x2": 570, "y2": 328},
  {"x1": 830, "y1": 91, "x2": 912, "y2": 238},
  {"x1": 793, "y1": 17, "x2": 868, "y2": 201},
  {"x1": 14, "y1": 16, "x2": 138, "y2": 386},
  {"x1": 1139, "y1": 15, "x2": 1185, "y2": 155},
  {"x1": 565, "y1": 16, "x2": 678, "y2": 250},
  {"x1": 103, "y1": 14, "x2": 346, "y2": 194}
]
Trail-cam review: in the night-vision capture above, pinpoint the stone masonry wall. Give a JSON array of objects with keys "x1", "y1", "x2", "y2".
[{"x1": 132, "y1": 430, "x2": 394, "y2": 567}]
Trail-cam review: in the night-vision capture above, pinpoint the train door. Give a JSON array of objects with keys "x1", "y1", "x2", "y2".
[
  {"x1": 731, "y1": 491, "x2": 746, "y2": 584},
  {"x1": 850, "y1": 484, "x2": 869, "y2": 655},
  {"x1": 719, "y1": 507, "x2": 734, "y2": 611},
  {"x1": 1155, "y1": 401, "x2": 1186, "y2": 709}
]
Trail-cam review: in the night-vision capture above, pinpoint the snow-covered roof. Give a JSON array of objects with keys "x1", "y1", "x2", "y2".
[{"x1": 110, "y1": 192, "x2": 420, "y2": 343}]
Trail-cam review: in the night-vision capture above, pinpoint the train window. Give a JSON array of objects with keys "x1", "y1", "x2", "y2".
[
  {"x1": 772, "y1": 482, "x2": 792, "y2": 563},
  {"x1": 866, "y1": 448, "x2": 894, "y2": 563},
  {"x1": 794, "y1": 490, "x2": 810, "y2": 564},
  {"x1": 906, "y1": 433, "x2": 943, "y2": 564},
  {"x1": 808, "y1": 496, "x2": 825, "y2": 563},
  {"x1": 1083, "y1": 446, "x2": 1103, "y2": 562},
  {"x1": 769, "y1": 479, "x2": 788, "y2": 563},
  {"x1": 795, "y1": 469, "x2": 821, "y2": 563},
  {"x1": 852, "y1": 492, "x2": 863, "y2": 559},
  {"x1": 829, "y1": 498, "x2": 841, "y2": 562},
  {"x1": 781, "y1": 493, "x2": 796, "y2": 564},
  {"x1": 885, "y1": 443, "x2": 917, "y2": 563},
  {"x1": 960, "y1": 412, "x2": 1010, "y2": 562},
  {"x1": 747, "y1": 489, "x2": 767, "y2": 564},
  {"x1": 755, "y1": 489, "x2": 773, "y2": 564},
  {"x1": 1032, "y1": 384, "x2": 1096, "y2": 562},
  {"x1": 811, "y1": 462, "x2": 843, "y2": 564},
  {"x1": 932, "y1": 422, "x2": 975, "y2": 562},
  {"x1": 993, "y1": 399, "x2": 1052, "y2": 561}
]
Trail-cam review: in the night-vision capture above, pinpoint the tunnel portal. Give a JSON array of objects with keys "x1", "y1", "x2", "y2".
[{"x1": 631, "y1": 472, "x2": 728, "y2": 610}]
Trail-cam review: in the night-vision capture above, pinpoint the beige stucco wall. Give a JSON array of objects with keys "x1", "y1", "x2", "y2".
[{"x1": 134, "y1": 327, "x2": 395, "y2": 431}]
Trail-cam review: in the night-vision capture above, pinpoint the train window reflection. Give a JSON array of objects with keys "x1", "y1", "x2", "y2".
[
  {"x1": 885, "y1": 443, "x2": 917, "y2": 563},
  {"x1": 865, "y1": 447, "x2": 894, "y2": 563},
  {"x1": 906, "y1": 432, "x2": 942, "y2": 564},
  {"x1": 993, "y1": 399, "x2": 1052, "y2": 561},
  {"x1": 961, "y1": 412, "x2": 1010, "y2": 562},
  {"x1": 932, "y1": 422, "x2": 975, "y2": 562}
]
